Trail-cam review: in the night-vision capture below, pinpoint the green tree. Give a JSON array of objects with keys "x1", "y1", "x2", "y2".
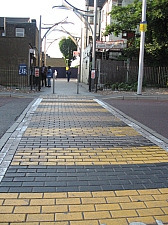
[
  {"x1": 59, "y1": 37, "x2": 77, "y2": 67},
  {"x1": 104, "y1": 0, "x2": 168, "y2": 65}
]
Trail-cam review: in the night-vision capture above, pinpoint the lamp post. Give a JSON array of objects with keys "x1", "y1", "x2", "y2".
[
  {"x1": 137, "y1": 0, "x2": 147, "y2": 95},
  {"x1": 91, "y1": 0, "x2": 97, "y2": 92}
]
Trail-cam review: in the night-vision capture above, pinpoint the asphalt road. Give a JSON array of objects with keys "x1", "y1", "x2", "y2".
[
  {"x1": 0, "y1": 97, "x2": 34, "y2": 138},
  {"x1": 103, "y1": 98, "x2": 168, "y2": 140}
]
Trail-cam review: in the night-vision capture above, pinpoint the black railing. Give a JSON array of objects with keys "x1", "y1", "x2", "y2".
[{"x1": 0, "y1": 66, "x2": 29, "y2": 89}]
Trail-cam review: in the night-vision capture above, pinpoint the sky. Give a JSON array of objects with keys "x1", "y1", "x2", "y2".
[{"x1": 1, "y1": 0, "x2": 83, "y2": 58}]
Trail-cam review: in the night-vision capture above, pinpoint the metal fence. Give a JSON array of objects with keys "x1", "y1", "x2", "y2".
[
  {"x1": 1, "y1": 63, "x2": 168, "y2": 89},
  {"x1": 99, "y1": 60, "x2": 168, "y2": 88},
  {"x1": 0, "y1": 66, "x2": 29, "y2": 88}
]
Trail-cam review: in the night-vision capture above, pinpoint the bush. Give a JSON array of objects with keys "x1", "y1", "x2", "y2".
[{"x1": 111, "y1": 82, "x2": 140, "y2": 92}]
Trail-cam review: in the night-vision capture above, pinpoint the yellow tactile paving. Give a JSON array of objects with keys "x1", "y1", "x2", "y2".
[
  {"x1": 0, "y1": 189, "x2": 168, "y2": 224},
  {"x1": 23, "y1": 126, "x2": 140, "y2": 137},
  {"x1": 40, "y1": 102, "x2": 99, "y2": 106},
  {"x1": 11, "y1": 146, "x2": 168, "y2": 166},
  {"x1": 30, "y1": 115, "x2": 121, "y2": 122},
  {"x1": 36, "y1": 107, "x2": 108, "y2": 113}
]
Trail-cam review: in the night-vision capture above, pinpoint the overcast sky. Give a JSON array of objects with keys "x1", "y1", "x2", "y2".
[{"x1": 1, "y1": 0, "x2": 83, "y2": 57}]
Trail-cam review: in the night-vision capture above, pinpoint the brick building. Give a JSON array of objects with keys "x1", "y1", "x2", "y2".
[{"x1": 0, "y1": 17, "x2": 39, "y2": 87}]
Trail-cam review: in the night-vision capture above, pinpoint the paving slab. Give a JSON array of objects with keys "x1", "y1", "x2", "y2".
[{"x1": 0, "y1": 80, "x2": 168, "y2": 224}]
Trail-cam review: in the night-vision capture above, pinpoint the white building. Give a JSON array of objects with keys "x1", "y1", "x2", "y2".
[{"x1": 80, "y1": 0, "x2": 136, "y2": 84}]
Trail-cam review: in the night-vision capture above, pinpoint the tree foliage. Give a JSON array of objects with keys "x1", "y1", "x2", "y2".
[
  {"x1": 59, "y1": 37, "x2": 77, "y2": 66},
  {"x1": 104, "y1": 0, "x2": 168, "y2": 65}
]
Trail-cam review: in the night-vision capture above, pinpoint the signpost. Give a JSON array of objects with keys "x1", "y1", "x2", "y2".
[
  {"x1": 18, "y1": 64, "x2": 27, "y2": 76},
  {"x1": 35, "y1": 68, "x2": 39, "y2": 77},
  {"x1": 34, "y1": 67, "x2": 40, "y2": 91},
  {"x1": 91, "y1": 70, "x2": 95, "y2": 79}
]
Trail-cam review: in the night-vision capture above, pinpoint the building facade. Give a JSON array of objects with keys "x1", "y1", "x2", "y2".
[
  {"x1": 0, "y1": 17, "x2": 39, "y2": 87},
  {"x1": 81, "y1": 0, "x2": 135, "y2": 84}
]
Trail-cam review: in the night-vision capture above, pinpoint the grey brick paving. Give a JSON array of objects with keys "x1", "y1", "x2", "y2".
[
  {"x1": 1, "y1": 164, "x2": 168, "y2": 192},
  {"x1": 1, "y1": 96, "x2": 168, "y2": 194}
]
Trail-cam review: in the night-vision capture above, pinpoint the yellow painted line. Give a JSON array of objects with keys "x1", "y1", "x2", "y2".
[
  {"x1": 0, "y1": 189, "x2": 168, "y2": 224},
  {"x1": 23, "y1": 127, "x2": 140, "y2": 137},
  {"x1": 11, "y1": 146, "x2": 168, "y2": 166}
]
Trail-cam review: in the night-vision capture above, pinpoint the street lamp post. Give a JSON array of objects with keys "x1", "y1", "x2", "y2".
[
  {"x1": 38, "y1": 15, "x2": 41, "y2": 68},
  {"x1": 137, "y1": 0, "x2": 147, "y2": 95},
  {"x1": 91, "y1": 0, "x2": 97, "y2": 91}
]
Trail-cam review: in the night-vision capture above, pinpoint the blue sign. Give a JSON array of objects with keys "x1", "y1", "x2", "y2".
[{"x1": 19, "y1": 64, "x2": 27, "y2": 76}]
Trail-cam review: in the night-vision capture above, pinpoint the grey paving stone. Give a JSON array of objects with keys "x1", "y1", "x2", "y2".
[
  {"x1": 102, "y1": 185, "x2": 123, "y2": 191},
  {"x1": 77, "y1": 176, "x2": 99, "y2": 181},
  {"x1": 13, "y1": 177, "x2": 34, "y2": 182},
  {"x1": 33, "y1": 187, "x2": 56, "y2": 192},
  {"x1": 56, "y1": 187, "x2": 79, "y2": 192},
  {"x1": 9, "y1": 187, "x2": 32, "y2": 192},
  {"x1": 57, "y1": 177, "x2": 77, "y2": 181},
  {"x1": 67, "y1": 181, "x2": 88, "y2": 186},
  {"x1": 5, "y1": 173, "x2": 25, "y2": 177},
  {"x1": 89, "y1": 180, "x2": 110, "y2": 186},
  {"x1": 35, "y1": 177, "x2": 56, "y2": 182},
  {"x1": 1, "y1": 182, "x2": 22, "y2": 187},
  {"x1": 79, "y1": 186, "x2": 102, "y2": 192},
  {"x1": 122, "y1": 184, "x2": 145, "y2": 190},
  {"x1": 44, "y1": 182, "x2": 67, "y2": 187},
  {"x1": 0, "y1": 187, "x2": 9, "y2": 192},
  {"x1": 21, "y1": 182, "x2": 44, "y2": 187}
]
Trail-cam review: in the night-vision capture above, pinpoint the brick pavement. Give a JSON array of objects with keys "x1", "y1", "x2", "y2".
[{"x1": 0, "y1": 93, "x2": 168, "y2": 224}]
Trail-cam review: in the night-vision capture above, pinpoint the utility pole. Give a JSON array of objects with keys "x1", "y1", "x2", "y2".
[
  {"x1": 91, "y1": 0, "x2": 97, "y2": 91},
  {"x1": 137, "y1": 0, "x2": 147, "y2": 95},
  {"x1": 38, "y1": 15, "x2": 41, "y2": 68}
]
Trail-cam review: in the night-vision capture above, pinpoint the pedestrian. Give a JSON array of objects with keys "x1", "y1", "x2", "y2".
[
  {"x1": 55, "y1": 69, "x2": 58, "y2": 79},
  {"x1": 41, "y1": 63, "x2": 47, "y2": 87},
  {"x1": 47, "y1": 66, "x2": 52, "y2": 87},
  {"x1": 66, "y1": 68, "x2": 71, "y2": 82}
]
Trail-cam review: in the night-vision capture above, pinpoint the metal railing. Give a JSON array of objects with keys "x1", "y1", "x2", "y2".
[{"x1": 0, "y1": 67, "x2": 29, "y2": 89}]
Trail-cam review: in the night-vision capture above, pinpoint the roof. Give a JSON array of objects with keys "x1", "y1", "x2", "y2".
[
  {"x1": 87, "y1": 0, "x2": 107, "y2": 7},
  {"x1": 46, "y1": 57, "x2": 66, "y2": 67},
  {"x1": 0, "y1": 17, "x2": 31, "y2": 28}
]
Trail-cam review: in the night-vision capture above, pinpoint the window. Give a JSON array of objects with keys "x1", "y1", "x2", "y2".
[
  {"x1": 15, "y1": 28, "x2": 25, "y2": 37},
  {"x1": 89, "y1": 10, "x2": 94, "y2": 24},
  {"x1": 118, "y1": 0, "x2": 122, "y2": 6}
]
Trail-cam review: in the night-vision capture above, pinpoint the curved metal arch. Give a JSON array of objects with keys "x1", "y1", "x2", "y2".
[
  {"x1": 41, "y1": 17, "x2": 68, "y2": 42},
  {"x1": 63, "y1": 0, "x2": 92, "y2": 14},
  {"x1": 52, "y1": 4, "x2": 93, "y2": 36}
]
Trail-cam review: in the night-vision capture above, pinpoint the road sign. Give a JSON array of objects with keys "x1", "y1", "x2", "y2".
[
  {"x1": 35, "y1": 68, "x2": 39, "y2": 77},
  {"x1": 91, "y1": 70, "x2": 95, "y2": 79},
  {"x1": 18, "y1": 64, "x2": 27, "y2": 76}
]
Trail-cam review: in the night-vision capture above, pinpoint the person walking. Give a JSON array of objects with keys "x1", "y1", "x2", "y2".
[
  {"x1": 41, "y1": 63, "x2": 47, "y2": 87},
  {"x1": 66, "y1": 68, "x2": 71, "y2": 82},
  {"x1": 47, "y1": 66, "x2": 52, "y2": 87}
]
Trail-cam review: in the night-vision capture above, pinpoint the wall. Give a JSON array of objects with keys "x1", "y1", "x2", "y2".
[{"x1": 0, "y1": 37, "x2": 30, "y2": 68}]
